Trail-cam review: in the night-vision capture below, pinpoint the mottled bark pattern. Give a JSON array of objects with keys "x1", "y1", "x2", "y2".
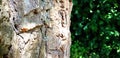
[
  {"x1": 1, "y1": 0, "x2": 72, "y2": 58},
  {"x1": 0, "y1": 0, "x2": 13, "y2": 58}
]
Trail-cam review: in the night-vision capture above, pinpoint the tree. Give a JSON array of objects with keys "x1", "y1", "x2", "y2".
[
  {"x1": 0, "y1": 0, "x2": 73, "y2": 58},
  {"x1": 71, "y1": 0, "x2": 120, "y2": 58}
]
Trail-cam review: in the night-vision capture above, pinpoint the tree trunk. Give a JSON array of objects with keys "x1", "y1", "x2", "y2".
[{"x1": 0, "y1": 0, "x2": 73, "y2": 58}]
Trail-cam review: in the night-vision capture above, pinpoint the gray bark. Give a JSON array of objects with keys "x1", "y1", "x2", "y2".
[{"x1": 0, "y1": 0, "x2": 73, "y2": 58}]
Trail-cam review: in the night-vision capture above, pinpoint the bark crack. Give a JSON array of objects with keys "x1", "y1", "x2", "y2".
[{"x1": 39, "y1": 24, "x2": 48, "y2": 58}]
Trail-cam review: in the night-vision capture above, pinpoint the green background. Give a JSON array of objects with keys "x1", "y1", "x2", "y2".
[{"x1": 70, "y1": 0, "x2": 120, "y2": 58}]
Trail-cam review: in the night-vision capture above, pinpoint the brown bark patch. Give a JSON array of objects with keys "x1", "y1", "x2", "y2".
[{"x1": 59, "y1": 0, "x2": 64, "y2": 3}]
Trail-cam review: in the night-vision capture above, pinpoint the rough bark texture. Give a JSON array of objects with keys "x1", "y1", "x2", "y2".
[
  {"x1": 0, "y1": 0, "x2": 13, "y2": 58},
  {"x1": 0, "y1": 0, "x2": 72, "y2": 58}
]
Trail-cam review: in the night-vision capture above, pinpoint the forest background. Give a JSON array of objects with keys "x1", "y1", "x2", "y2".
[{"x1": 70, "y1": 0, "x2": 120, "y2": 58}]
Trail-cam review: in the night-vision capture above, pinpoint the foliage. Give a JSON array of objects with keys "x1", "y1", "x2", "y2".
[{"x1": 70, "y1": 0, "x2": 120, "y2": 58}]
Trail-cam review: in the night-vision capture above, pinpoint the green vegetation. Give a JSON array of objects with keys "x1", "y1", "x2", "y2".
[{"x1": 70, "y1": 0, "x2": 120, "y2": 58}]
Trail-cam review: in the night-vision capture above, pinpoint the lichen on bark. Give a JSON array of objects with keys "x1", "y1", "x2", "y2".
[{"x1": 0, "y1": 0, "x2": 13, "y2": 57}]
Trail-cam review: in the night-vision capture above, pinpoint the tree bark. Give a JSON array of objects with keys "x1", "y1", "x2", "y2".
[{"x1": 0, "y1": 0, "x2": 73, "y2": 58}]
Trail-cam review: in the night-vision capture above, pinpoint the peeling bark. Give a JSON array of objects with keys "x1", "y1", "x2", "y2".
[{"x1": 0, "y1": 0, "x2": 72, "y2": 58}]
